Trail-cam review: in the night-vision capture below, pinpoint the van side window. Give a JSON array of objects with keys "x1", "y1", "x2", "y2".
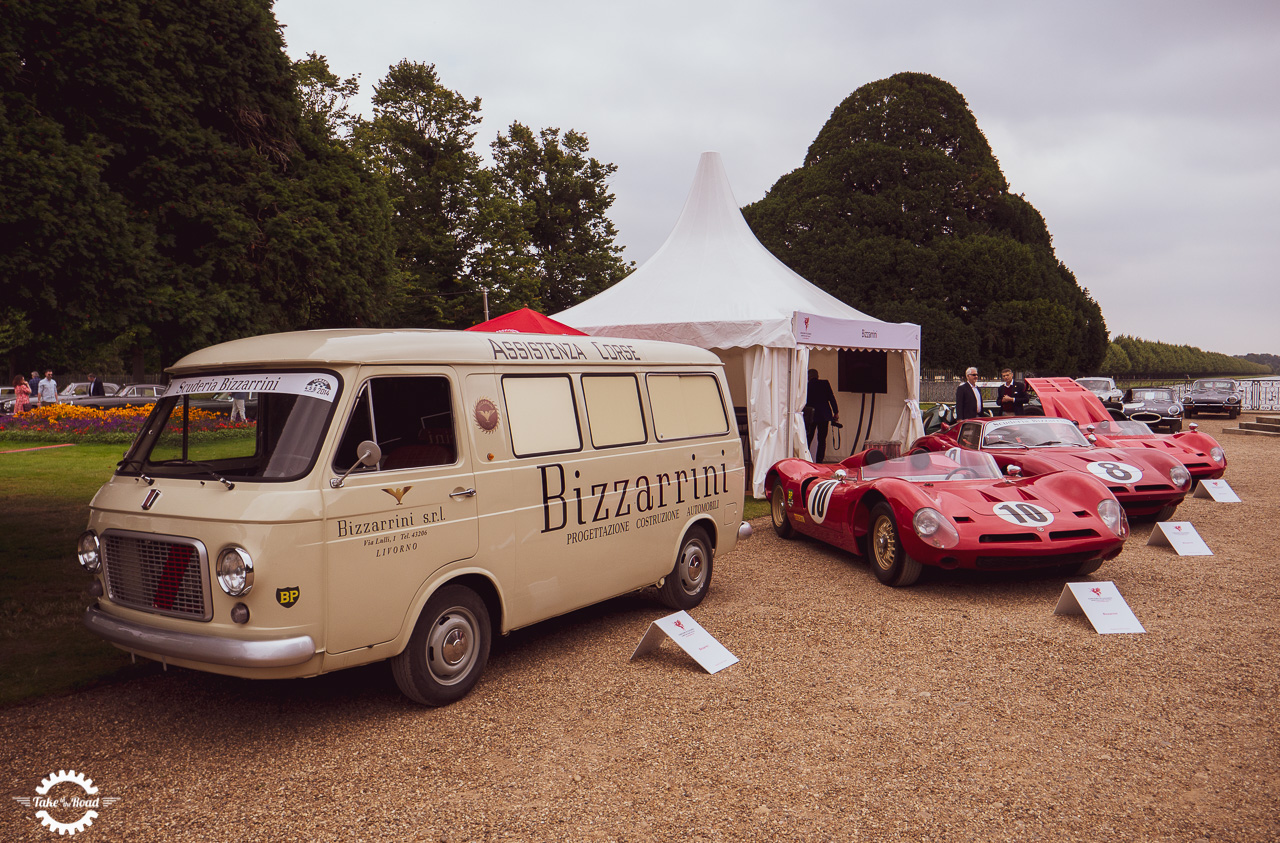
[
  {"x1": 582, "y1": 375, "x2": 647, "y2": 448},
  {"x1": 646, "y1": 373, "x2": 729, "y2": 441},
  {"x1": 332, "y1": 376, "x2": 457, "y2": 472},
  {"x1": 502, "y1": 375, "x2": 582, "y2": 457}
]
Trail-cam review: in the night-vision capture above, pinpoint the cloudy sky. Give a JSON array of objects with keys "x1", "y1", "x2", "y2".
[{"x1": 274, "y1": 0, "x2": 1278, "y2": 357}]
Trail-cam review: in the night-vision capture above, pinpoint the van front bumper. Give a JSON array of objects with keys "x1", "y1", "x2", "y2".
[{"x1": 84, "y1": 604, "x2": 317, "y2": 668}]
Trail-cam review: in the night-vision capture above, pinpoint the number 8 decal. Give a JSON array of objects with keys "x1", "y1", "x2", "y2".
[
  {"x1": 993, "y1": 502, "x2": 1055, "y2": 526},
  {"x1": 1085, "y1": 460, "x2": 1142, "y2": 484}
]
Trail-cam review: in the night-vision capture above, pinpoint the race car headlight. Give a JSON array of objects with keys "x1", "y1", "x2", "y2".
[
  {"x1": 1210, "y1": 446, "x2": 1224, "y2": 463},
  {"x1": 1097, "y1": 498, "x2": 1128, "y2": 538},
  {"x1": 913, "y1": 507, "x2": 959, "y2": 549},
  {"x1": 216, "y1": 547, "x2": 254, "y2": 596},
  {"x1": 1170, "y1": 465, "x2": 1191, "y2": 489},
  {"x1": 77, "y1": 531, "x2": 101, "y2": 572}
]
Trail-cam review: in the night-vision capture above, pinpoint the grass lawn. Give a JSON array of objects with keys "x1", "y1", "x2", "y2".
[{"x1": 0, "y1": 439, "x2": 159, "y2": 705}]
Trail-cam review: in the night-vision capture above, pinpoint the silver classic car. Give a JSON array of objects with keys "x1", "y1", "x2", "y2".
[{"x1": 1184, "y1": 379, "x2": 1243, "y2": 419}]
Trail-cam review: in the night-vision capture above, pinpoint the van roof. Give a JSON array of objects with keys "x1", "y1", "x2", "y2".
[{"x1": 169, "y1": 329, "x2": 724, "y2": 374}]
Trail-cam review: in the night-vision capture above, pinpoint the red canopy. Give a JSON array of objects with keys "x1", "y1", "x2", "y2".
[{"x1": 465, "y1": 307, "x2": 588, "y2": 336}]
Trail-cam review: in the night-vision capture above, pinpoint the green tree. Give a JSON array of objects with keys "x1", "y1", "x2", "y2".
[
  {"x1": 352, "y1": 61, "x2": 489, "y2": 327},
  {"x1": 0, "y1": 0, "x2": 395, "y2": 377},
  {"x1": 490, "y1": 123, "x2": 630, "y2": 314},
  {"x1": 743, "y1": 72, "x2": 1107, "y2": 374}
]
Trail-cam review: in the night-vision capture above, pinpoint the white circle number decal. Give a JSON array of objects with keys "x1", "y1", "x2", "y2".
[
  {"x1": 1085, "y1": 460, "x2": 1143, "y2": 484},
  {"x1": 806, "y1": 480, "x2": 840, "y2": 525},
  {"x1": 993, "y1": 502, "x2": 1055, "y2": 526}
]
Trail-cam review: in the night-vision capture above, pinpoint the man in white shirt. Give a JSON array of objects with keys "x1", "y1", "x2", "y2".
[{"x1": 37, "y1": 370, "x2": 59, "y2": 406}]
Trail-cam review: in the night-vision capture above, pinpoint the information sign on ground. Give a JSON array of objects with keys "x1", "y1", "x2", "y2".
[
  {"x1": 630, "y1": 610, "x2": 738, "y2": 674},
  {"x1": 1147, "y1": 521, "x2": 1213, "y2": 555},
  {"x1": 1054, "y1": 581, "x2": 1145, "y2": 634},
  {"x1": 1193, "y1": 479, "x2": 1241, "y2": 502}
]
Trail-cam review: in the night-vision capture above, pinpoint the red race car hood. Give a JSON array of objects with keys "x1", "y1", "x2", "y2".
[
  {"x1": 1025, "y1": 377, "x2": 1113, "y2": 424},
  {"x1": 918, "y1": 479, "x2": 1070, "y2": 517}
]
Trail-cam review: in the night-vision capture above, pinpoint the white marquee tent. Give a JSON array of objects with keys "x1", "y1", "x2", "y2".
[{"x1": 555, "y1": 152, "x2": 924, "y2": 497}]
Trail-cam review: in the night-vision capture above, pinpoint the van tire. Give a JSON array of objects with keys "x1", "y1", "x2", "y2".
[
  {"x1": 658, "y1": 527, "x2": 713, "y2": 610},
  {"x1": 392, "y1": 584, "x2": 491, "y2": 706}
]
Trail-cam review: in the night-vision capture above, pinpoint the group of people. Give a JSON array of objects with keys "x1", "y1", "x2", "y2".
[
  {"x1": 7, "y1": 370, "x2": 106, "y2": 415},
  {"x1": 955, "y1": 367, "x2": 1027, "y2": 420},
  {"x1": 9, "y1": 370, "x2": 55, "y2": 415}
]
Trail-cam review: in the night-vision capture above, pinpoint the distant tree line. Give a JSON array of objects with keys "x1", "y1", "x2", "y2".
[
  {"x1": 1101, "y1": 336, "x2": 1271, "y2": 378},
  {"x1": 1238, "y1": 353, "x2": 1280, "y2": 375},
  {"x1": 1, "y1": 1, "x2": 629, "y2": 379}
]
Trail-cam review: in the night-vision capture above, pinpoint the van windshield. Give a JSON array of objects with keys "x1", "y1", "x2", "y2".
[{"x1": 119, "y1": 372, "x2": 341, "y2": 482}]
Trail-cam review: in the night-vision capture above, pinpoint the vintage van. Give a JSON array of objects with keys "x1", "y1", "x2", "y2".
[{"x1": 78, "y1": 329, "x2": 749, "y2": 705}]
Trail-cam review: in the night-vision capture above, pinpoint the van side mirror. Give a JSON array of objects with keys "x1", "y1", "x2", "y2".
[{"x1": 330, "y1": 440, "x2": 382, "y2": 488}]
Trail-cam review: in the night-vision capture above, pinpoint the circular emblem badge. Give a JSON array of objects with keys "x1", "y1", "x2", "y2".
[
  {"x1": 473, "y1": 398, "x2": 500, "y2": 433},
  {"x1": 1085, "y1": 460, "x2": 1143, "y2": 485}
]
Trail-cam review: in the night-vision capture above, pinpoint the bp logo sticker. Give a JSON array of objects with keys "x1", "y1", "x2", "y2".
[
  {"x1": 276, "y1": 587, "x2": 300, "y2": 608},
  {"x1": 806, "y1": 480, "x2": 840, "y2": 525},
  {"x1": 1086, "y1": 460, "x2": 1143, "y2": 485},
  {"x1": 992, "y1": 502, "x2": 1055, "y2": 526}
]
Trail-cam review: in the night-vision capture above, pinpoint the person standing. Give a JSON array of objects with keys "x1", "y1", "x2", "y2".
[
  {"x1": 804, "y1": 368, "x2": 840, "y2": 463},
  {"x1": 87, "y1": 373, "x2": 106, "y2": 396},
  {"x1": 28, "y1": 371, "x2": 39, "y2": 396},
  {"x1": 996, "y1": 368, "x2": 1027, "y2": 416},
  {"x1": 955, "y1": 367, "x2": 983, "y2": 421},
  {"x1": 37, "y1": 370, "x2": 58, "y2": 406},
  {"x1": 12, "y1": 375, "x2": 31, "y2": 414},
  {"x1": 230, "y1": 391, "x2": 248, "y2": 423}
]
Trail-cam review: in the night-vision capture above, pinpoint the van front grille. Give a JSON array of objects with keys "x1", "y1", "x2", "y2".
[{"x1": 101, "y1": 531, "x2": 212, "y2": 620}]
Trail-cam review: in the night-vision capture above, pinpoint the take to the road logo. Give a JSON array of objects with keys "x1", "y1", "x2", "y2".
[{"x1": 11, "y1": 769, "x2": 120, "y2": 836}]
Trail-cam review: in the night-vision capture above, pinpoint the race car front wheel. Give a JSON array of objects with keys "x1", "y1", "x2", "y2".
[
  {"x1": 868, "y1": 503, "x2": 923, "y2": 587},
  {"x1": 771, "y1": 482, "x2": 795, "y2": 539}
]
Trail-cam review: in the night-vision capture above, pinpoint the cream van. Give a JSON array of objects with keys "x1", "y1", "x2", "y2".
[{"x1": 78, "y1": 330, "x2": 749, "y2": 705}]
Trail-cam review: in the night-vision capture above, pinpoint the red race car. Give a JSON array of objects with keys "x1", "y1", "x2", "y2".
[
  {"x1": 910, "y1": 415, "x2": 1191, "y2": 520},
  {"x1": 766, "y1": 448, "x2": 1128, "y2": 587},
  {"x1": 1026, "y1": 377, "x2": 1227, "y2": 485}
]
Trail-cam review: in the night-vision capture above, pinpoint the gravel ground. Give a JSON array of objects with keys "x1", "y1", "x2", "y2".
[{"x1": 3, "y1": 416, "x2": 1277, "y2": 842}]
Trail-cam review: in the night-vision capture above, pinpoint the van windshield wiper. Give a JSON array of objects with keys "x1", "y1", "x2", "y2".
[{"x1": 154, "y1": 459, "x2": 236, "y2": 489}]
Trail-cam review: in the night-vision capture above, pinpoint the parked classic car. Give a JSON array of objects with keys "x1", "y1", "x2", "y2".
[
  {"x1": 75, "y1": 383, "x2": 167, "y2": 411},
  {"x1": 1027, "y1": 377, "x2": 1226, "y2": 486},
  {"x1": 59, "y1": 381, "x2": 122, "y2": 403},
  {"x1": 1075, "y1": 377, "x2": 1124, "y2": 409},
  {"x1": 766, "y1": 448, "x2": 1127, "y2": 587},
  {"x1": 1183, "y1": 379, "x2": 1243, "y2": 419},
  {"x1": 1121, "y1": 386, "x2": 1183, "y2": 432},
  {"x1": 910, "y1": 415, "x2": 1191, "y2": 520}
]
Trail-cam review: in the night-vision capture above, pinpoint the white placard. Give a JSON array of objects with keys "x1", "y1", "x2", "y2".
[
  {"x1": 1054, "y1": 581, "x2": 1145, "y2": 634},
  {"x1": 630, "y1": 611, "x2": 738, "y2": 674},
  {"x1": 1147, "y1": 521, "x2": 1213, "y2": 556},
  {"x1": 1193, "y1": 479, "x2": 1240, "y2": 502}
]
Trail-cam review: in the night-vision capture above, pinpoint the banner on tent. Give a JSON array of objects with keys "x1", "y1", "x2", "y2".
[{"x1": 793, "y1": 311, "x2": 920, "y2": 351}]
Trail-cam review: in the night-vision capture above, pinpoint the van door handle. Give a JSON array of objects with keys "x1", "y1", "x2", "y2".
[{"x1": 450, "y1": 487, "x2": 477, "y2": 498}]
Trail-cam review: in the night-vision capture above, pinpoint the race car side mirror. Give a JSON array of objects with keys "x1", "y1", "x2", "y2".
[
  {"x1": 940, "y1": 423, "x2": 950, "y2": 433},
  {"x1": 833, "y1": 469, "x2": 848, "y2": 482},
  {"x1": 1189, "y1": 422, "x2": 1198, "y2": 432},
  {"x1": 1005, "y1": 464, "x2": 1023, "y2": 477}
]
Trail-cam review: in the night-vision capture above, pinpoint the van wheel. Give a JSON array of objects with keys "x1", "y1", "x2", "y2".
[
  {"x1": 659, "y1": 527, "x2": 713, "y2": 610},
  {"x1": 771, "y1": 483, "x2": 794, "y2": 539},
  {"x1": 392, "y1": 585, "x2": 490, "y2": 706}
]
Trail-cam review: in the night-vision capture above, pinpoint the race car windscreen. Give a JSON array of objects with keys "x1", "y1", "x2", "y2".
[
  {"x1": 980, "y1": 419, "x2": 1091, "y2": 449},
  {"x1": 861, "y1": 449, "x2": 1003, "y2": 482}
]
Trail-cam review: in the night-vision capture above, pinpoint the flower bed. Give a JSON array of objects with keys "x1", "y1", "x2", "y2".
[{"x1": 0, "y1": 404, "x2": 254, "y2": 444}]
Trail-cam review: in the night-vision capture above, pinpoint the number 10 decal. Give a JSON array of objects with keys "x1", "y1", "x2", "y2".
[{"x1": 993, "y1": 502, "x2": 1054, "y2": 526}]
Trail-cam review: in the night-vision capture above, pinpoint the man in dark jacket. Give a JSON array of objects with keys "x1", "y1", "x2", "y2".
[
  {"x1": 804, "y1": 369, "x2": 840, "y2": 462},
  {"x1": 87, "y1": 374, "x2": 106, "y2": 397},
  {"x1": 996, "y1": 368, "x2": 1026, "y2": 415},
  {"x1": 955, "y1": 367, "x2": 983, "y2": 421}
]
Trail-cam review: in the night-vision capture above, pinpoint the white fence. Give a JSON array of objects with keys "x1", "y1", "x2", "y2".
[{"x1": 922, "y1": 378, "x2": 1280, "y2": 411}]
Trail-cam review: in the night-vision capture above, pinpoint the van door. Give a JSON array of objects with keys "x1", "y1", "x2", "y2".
[{"x1": 322, "y1": 373, "x2": 479, "y2": 653}]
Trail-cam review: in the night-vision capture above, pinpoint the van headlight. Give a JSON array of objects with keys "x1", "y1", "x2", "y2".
[
  {"x1": 1170, "y1": 465, "x2": 1191, "y2": 489},
  {"x1": 217, "y1": 547, "x2": 255, "y2": 596},
  {"x1": 77, "y1": 531, "x2": 101, "y2": 572},
  {"x1": 1098, "y1": 498, "x2": 1128, "y2": 538},
  {"x1": 1210, "y1": 446, "x2": 1224, "y2": 463},
  {"x1": 913, "y1": 507, "x2": 959, "y2": 549}
]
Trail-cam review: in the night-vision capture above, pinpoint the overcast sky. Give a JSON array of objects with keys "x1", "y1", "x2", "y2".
[{"x1": 274, "y1": 0, "x2": 1278, "y2": 357}]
